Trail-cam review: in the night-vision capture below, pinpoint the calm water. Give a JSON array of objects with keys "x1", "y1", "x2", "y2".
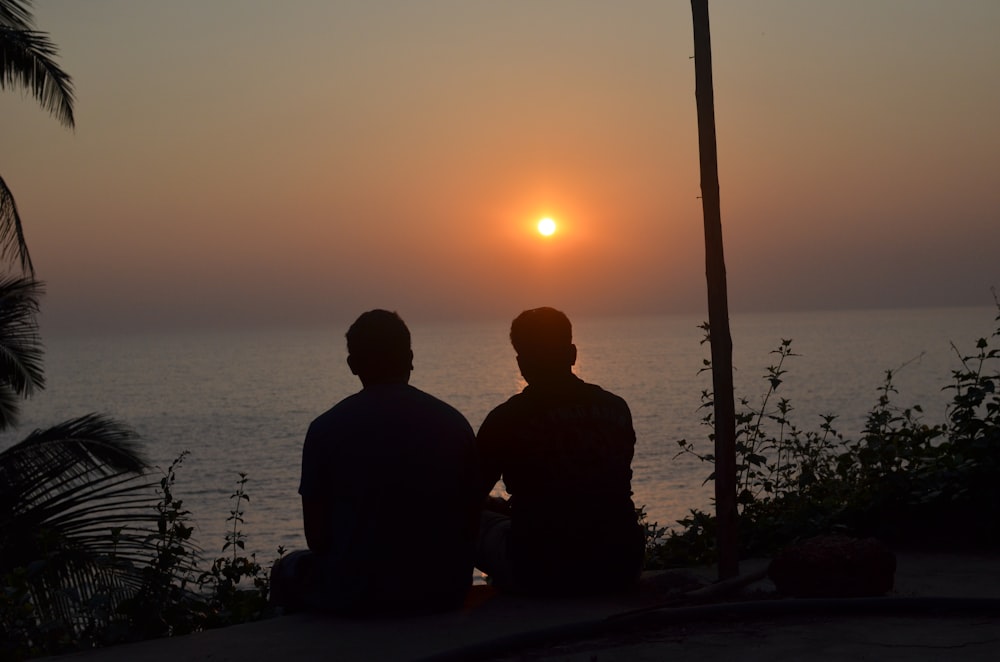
[{"x1": 2, "y1": 306, "x2": 995, "y2": 563}]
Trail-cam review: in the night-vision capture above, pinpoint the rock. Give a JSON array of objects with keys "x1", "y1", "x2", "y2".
[{"x1": 768, "y1": 534, "x2": 896, "y2": 598}]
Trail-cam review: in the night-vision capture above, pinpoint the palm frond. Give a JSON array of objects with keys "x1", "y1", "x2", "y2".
[
  {"x1": 0, "y1": 416, "x2": 202, "y2": 639},
  {"x1": 0, "y1": 414, "x2": 150, "y2": 559},
  {"x1": 0, "y1": 25, "x2": 75, "y2": 128},
  {"x1": 0, "y1": 175, "x2": 34, "y2": 276},
  {"x1": 0, "y1": 386, "x2": 19, "y2": 432},
  {"x1": 0, "y1": 275, "x2": 43, "y2": 430},
  {"x1": 1, "y1": 413, "x2": 147, "y2": 484},
  {"x1": 0, "y1": 0, "x2": 33, "y2": 30},
  {"x1": 0, "y1": 469, "x2": 153, "y2": 577}
]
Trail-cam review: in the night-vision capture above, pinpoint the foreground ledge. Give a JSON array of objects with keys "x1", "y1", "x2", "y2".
[{"x1": 54, "y1": 552, "x2": 1000, "y2": 662}]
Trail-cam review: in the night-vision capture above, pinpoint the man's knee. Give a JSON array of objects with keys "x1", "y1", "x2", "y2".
[
  {"x1": 475, "y1": 511, "x2": 513, "y2": 589},
  {"x1": 269, "y1": 549, "x2": 316, "y2": 610}
]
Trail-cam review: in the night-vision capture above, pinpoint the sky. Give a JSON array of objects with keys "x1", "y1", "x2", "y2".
[{"x1": 3, "y1": 0, "x2": 999, "y2": 335}]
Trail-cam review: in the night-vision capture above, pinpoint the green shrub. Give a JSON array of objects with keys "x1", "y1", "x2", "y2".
[
  {"x1": 2, "y1": 457, "x2": 283, "y2": 659},
  {"x1": 647, "y1": 300, "x2": 1000, "y2": 568}
]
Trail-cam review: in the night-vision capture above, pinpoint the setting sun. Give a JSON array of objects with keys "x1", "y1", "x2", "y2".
[{"x1": 537, "y1": 217, "x2": 557, "y2": 236}]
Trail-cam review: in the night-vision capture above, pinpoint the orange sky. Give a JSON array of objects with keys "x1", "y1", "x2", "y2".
[{"x1": 3, "y1": 1, "x2": 999, "y2": 334}]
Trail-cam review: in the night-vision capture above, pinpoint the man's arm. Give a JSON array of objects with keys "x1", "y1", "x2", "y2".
[
  {"x1": 302, "y1": 495, "x2": 333, "y2": 553},
  {"x1": 475, "y1": 413, "x2": 504, "y2": 499}
]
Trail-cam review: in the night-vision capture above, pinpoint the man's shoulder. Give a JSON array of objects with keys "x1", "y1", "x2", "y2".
[
  {"x1": 404, "y1": 385, "x2": 475, "y2": 428},
  {"x1": 404, "y1": 384, "x2": 459, "y2": 409},
  {"x1": 311, "y1": 386, "x2": 470, "y2": 427},
  {"x1": 536, "y1": 376, "x2": 631, "y2": 409},
  {"x1": 480, "y1": 390, "x2": 528, "y2": 424},
  {"x1": 579, "y1": 380, "x2": 631, "y2": 409},
  {"x1": 308, "y1": 391, "x2": 363, "y2": 426},
  {"x1": 481, "y1": 378, "x2": 629, "y2": 420}
]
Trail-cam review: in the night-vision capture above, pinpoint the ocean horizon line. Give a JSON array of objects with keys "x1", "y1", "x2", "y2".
[{"x1": 36, "y1": 299, "x2": 997, "y2": 340}]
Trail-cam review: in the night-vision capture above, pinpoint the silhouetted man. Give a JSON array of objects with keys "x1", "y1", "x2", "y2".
[
  {"x1": 476, "y1": 307, "x2": 644, "y2": 594},
  {"x1": 271, "y1": 310, "x2": 479, "y2": 614}
]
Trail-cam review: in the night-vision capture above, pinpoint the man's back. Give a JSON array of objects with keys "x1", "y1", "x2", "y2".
[
  {"x1": 270, "y1": 310, "x2": 481, "y2": 615},
  {"x1": 300, "y1": 383, "x2": 478, "y2": 612},
  {"x1": 478, "y1": 373, "x2": 642, "y2": 592}
]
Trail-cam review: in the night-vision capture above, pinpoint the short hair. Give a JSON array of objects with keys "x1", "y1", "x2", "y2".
[
  {"x1": 346, "y1": 309, "x2": 412, "y2": 374},
  {"x1": 510, "y1": 307, "x2": 573, "y2": 358}
]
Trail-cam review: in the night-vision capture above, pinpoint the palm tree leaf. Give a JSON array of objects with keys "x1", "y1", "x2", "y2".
[
  {"x1": 0, "y1": 414, "x2": 149, "y2": 551},
  {"x1": 0, "y1": 175, "x2": 34, "y2": 276},
  {"x1": 0, "y1": 276, "x2": 44, "y2": 420},
  {"x1": 0, "y1": 385, "x2": 19, "y2": 432},
  {"x1": 0, "y1": 25, "x2": 75, "y2": 128},
  {"x1": 0, "y1": 415, "x2": 200, "y2": 574},
  {"x1": 1, "y1": 413, "x2": 146, "y2": 488},
  {"x1": 0, "y1": 0, "x2": 34, "y2": 29},
  {"x1": 0, "y1": 416, "x2": 203, "y2": 635}
]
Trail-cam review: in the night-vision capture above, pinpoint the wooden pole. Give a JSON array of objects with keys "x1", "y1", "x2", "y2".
[{"x1": 690, "y1": 0, "x2": 739, "y2": 580}]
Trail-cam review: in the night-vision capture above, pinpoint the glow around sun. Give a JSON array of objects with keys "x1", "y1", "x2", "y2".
[{"x1": 537, "y1": 217, "x2": 557, "y2": 236}]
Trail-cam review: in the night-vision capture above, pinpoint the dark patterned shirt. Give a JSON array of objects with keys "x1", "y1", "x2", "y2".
[{"x1": 477, "y1": 374, "x2": 642, "y2": 590}]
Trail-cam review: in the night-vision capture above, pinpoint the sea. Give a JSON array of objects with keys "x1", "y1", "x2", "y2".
[{"x1": 2, "y1": 306, "x2": 996, "y2": 566}]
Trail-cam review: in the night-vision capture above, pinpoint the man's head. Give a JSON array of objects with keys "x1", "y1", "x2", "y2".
[
  {"x1": 510, "y1": 307, "x2": 577, "y2": 384},
  {"x1": 346, "y1": 309, "x2": 413, "y2": 386}
]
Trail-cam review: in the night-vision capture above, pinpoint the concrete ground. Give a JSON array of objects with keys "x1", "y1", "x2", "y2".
[{"x1": 56, "y1": 551, "x2": 1000, "y2": 661}]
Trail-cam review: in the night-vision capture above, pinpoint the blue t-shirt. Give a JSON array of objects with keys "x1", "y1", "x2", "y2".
[{"x1": 299, "y1": 383, "x2": 478, "y2": 612}]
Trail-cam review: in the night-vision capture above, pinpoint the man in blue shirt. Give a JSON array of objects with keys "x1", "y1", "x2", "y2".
[{"x1": 271, "y1": 310, "x2": 479, "y2": 614}]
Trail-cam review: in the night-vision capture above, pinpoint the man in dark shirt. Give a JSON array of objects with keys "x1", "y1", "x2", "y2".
[
  {"x1": 476, "y1": 307, "x2": 644, "y2": 594},
  {"x1": 270, "y1": 310, "x2": 480, "y2": 614}
]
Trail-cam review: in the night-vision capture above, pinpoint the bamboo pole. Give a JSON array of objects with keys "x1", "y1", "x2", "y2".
[{"x1": 690, "y1": 0, "x2": 739, "y2": 580}]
